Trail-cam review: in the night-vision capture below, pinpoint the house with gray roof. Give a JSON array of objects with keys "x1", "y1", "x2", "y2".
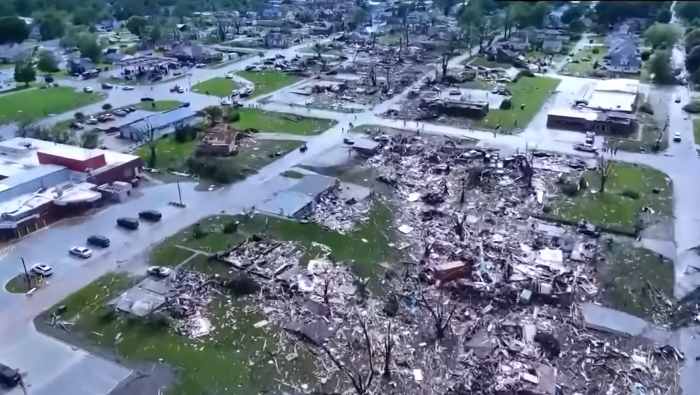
[
  {"x1": 605, "y1": 35, "x2": 641, "y2": 74},
  {"x1": 0, "y1": 44, "x2": 34, "y2": 64}
]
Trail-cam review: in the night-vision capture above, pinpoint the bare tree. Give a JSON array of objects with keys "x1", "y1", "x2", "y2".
[
  {"x1": 441, "y1": 52, "x2": 449, "y2": 80},
  {"x1": 232, "y1": 17, "x2": 241, "y2": 35},
  {"x1": 313, "y1": 42, "x2": 325, "y2": 60},
  {"x1": 215, "y1": 20, "x2": 231, "y2": 42},
  {"x1": 370, "y1": 33, "x2": 377, "y2": 50},
  {"x1": 317, "y1": 315, "x2": 376, "y2": 395},
  {"x1": 420, "y1": 290, "x2": 457, "y2": 340},
  {"x1": 316, "y1": 277, "x2": 331, "y2": 305},
  {"x1": 382, "y1": 322, "x2": 394, "y2": 380},
  {"x1": 140, "y1": 119, "x2": 159, "y2": 168},
  {"x1": 369, "y1": 66, "x2": 377, "y2": 86},
  {"x1": 597, "y1": 156, "x2": 614, "y2": 194},
  {"x1": 452, "y1": 212, "x2": 466, "y2": 241}
]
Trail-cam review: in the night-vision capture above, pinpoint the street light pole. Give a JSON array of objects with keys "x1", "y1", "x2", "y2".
[{"x1": 21, "y1": 257, "x2": 30, "y2": 288}]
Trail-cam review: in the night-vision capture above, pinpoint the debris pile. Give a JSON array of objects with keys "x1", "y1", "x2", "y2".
[
  {"x1": 167, "y1": 270, "x2": 215, "y2": 338},
  {"x1": 311, "y1": 187, "x2": 372, "y2": 234}
]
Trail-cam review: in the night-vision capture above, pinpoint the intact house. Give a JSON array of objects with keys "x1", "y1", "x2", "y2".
[
  {"x1": 164, "y1": 44, "x2": 222, "y2": 63},
  {"x1": 542, "y1": 39, "x2": 563, "y2": 54},
  {"x1": 67, "y1": 57, "x2": 96, "y2": 75},
  {"x1": 264, "y1": 31, "x2": 291, "y2": 48},
  {"x1": 605, "y1": 36, "x2": 641, "y2": 74},
  {"x1": 262, "y1": 5, "x2": 282, "y2": 19},
  {"x1": 0, "y1": 44, "x2": 34, "y2": 64}
]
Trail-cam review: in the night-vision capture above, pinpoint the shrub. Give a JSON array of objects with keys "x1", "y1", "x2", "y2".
[
  {"x1": 589, "y1": 39, "x2": 593, "y2": 44},
  {"x1": 641, "y1": 51, "x2": 651, "y2": 61},
  {"x1": 223, "y1": 221, "x2": 239, "y2": 234},
  {"x1": 619, "y1": 189, "x2": 641, "y2": 200},
  {"x1": 82, "y1": 131, "x2": 100, "y2": 149},
  {"x1": 174, "y1": 125, "x2": 198, "y2": 143},
  {"x1": 560, "y1": 182, "x2": 579, "y2": 197},
  {"x1": 500, "y1": 97, "x2": 512, "y2": 110},
  {"x1": 102, "y1": 103, "x2": 112, "y2": 110},
  {"x1": 683, "y1": 101, "x2": 700, "y2": 113},
  {"x1": 224, "y1": 110, "x2": 240, "y2": 123},
  {"x1": 74, "y1": 112, "x2": 85, "y2": 120},
  {"x1": 592, "y1": 47, "x2": 600, "y2": 54}
]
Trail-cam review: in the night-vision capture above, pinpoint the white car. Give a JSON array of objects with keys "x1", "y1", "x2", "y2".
[
  {"x1": 176, "y1": 87, "x2": 185, "y2": 93},
  {"x1": 85, "y1": 117, "x2": 98, "y2": 125},
  {"x1": 220, "y1": 98, "x2": 232, "y2": 106},
  {"x1": 69, "y1": 246, "x2": 93, "y2": 258},
  {"x1": 147, "y1": 266, "x2": 172, "y2": 277},
  {"x1": 674, "y1": 132, "x2": 681, "y2": 142},
  {"x1": 230, "y1": 89, "x2": 239, "y2": 96},
  {"x1": 224, "y1": 72, "x2": 234, "y2": 79},
  {"x1": 83, "y1": 87, "x2": 93, "y2": 93},
  {"x1": 31, "y1": 263, "x2": 53, "y2": 276},
  {"x1": 122, "y1": 86, "x2": 135, "y2": 91}
]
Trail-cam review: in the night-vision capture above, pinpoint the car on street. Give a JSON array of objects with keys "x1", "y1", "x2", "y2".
[
  {"x1": 122, "y1": 86, "x2": 134, "y2": 91},
  {"x1": 195, "y1": 63, "x2": 206, "y2": 68},
  {"x1": 180, "y1": 102, "x2": 190, "y2": 108},
  {"x1": 674, "y1": 132, "x2": 681, "y2": 142},
  {"x1": 176, "y1": 86, "x2": 185, "y2": 93},
  {"x1": 139, "y1": 210, "x2": 162, "y2": 222},
  {"x1": 449, "y1": 89, "x2": 460, "y2": 95},
  {"x1": 85, "y1": 117, "x2": 98, "y2": 125},
  {"x1": 573, "y1": 143, "x2": 597, "y2": 153},
  {"x1": 0, "y1": 363, "x2": 20, "y2": 388},
  {"x1": 101, "y1": 83, "x2": 113, "y2": 89},
  {"x1": 220, "y1": 98, "x2": 232, "y2": 106},
  {"x1": 117, "y1": 217, "x2": 139, "y2": 229},
  {"x1": 147, "y1": 266, "x2": 172, "y2": 277},
  {"x1": 675, "y1": 96, "x2": 681, "y2": 103},
  {"x1": 125, "y1": 107, "x2": 136, "y2": 113},
  {"x1": 70, "y1": 246, "x2": 93, "y2": 258},
  {"x1": 31, "y1": 263, "x2": 53, "y2": 277},
  {"x1": 141, "y1": 97, "x2": 154, "y2": 102},
  {"x1": 231, "y1": 89, "x2": 239, "y2": 96},
  {"x1": 225, "y1": 72, "x2": 234, "y2": 79},
  {"x1": 245, "y1": 65, "x2": 256, "y2": 71},
  {"x1": 87, "y1": 235, "x2": 110, "y2": 248},
  {"x1": 83, "y1": 87, "x2": 93, "y2": 93},
  {"x1": 113, "y1": 110, "x2": 127, "y2": 117}
]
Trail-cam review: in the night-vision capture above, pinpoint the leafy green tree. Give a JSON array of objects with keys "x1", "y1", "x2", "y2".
[
  {"x1": 676, "y1": 2, "x2": 700, "y2": 23},
  {"x1": 0, "y1": 16, "x2": 29, "y2": 44},
  {"x1": 686, "y1": 45, "x2": 700, "y2": 74},
  {"x1": 657, "y1": 9, "x2": 672, "y2": 24},
  {"x1": 77, "y1": 33, "x2": 102, "y2": 63},
  {"x1": 37, "y1": 51, "x2": 58, "y2": 75},
  {"x1": 644, "y1": 23, "x2": 680, "y2": 50},
  {"x1": 352, "y1": 8, "x2": 367, "y2": 26},
  {"x1": 434, "y1": 0, "x2": 457, "y2": 16},
  {"x1": 649, "y1": 49, "x2": 675, "y2": 84},
  {"x1": 126, "y1": 15, "x2": 148, "y2": 37},
  {"x1": 568, "y1": 19, "x2": 585, "y2": 34},
  {"x1": 560, "y1": 5, "x2": 584, "y2": 24},
  {"x1": 37, "y1": 11, "x2": 66, "y2": 40},
  {"x1": 14, "y1": 60, "x2": 36, "y2": 87}
]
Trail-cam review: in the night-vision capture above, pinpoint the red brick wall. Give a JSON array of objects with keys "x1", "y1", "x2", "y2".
[{"x1": 37, "y1": 151, "x2": 107, "y2": 172}]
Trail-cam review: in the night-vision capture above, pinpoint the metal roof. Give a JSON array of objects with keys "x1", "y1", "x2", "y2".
[{"x1": 125, "y1": 107, "x2": 197, "y2": 132}]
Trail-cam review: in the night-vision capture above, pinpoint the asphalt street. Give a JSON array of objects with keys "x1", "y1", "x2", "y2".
[{"x1": 0, "y1": 20, "x2": 699, "y2": 395}]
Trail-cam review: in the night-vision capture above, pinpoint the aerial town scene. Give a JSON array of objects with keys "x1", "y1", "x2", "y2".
[{"x1": 0, "y1": 0, "x2": 698, "y2": 394}]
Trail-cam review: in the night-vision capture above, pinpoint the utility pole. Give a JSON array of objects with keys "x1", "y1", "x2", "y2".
[
  {"x1": 176, "y1": 181, "x2": 183, "y2": 207},
  {"x1": 21, "y1": 257, "x2": 30, "y2": 288}
]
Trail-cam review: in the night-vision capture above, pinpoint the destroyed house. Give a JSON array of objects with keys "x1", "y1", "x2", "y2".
[
  {"x1": 197, "y1": 126, "x2": 247, "y2": 156},
  {"x1": 258, "y1": 175, "x2": 339, "y2": 218},
  {"x1": 546, "y1": 108, "x2": 637, "y2": 136},
  {"x1": 423, "y1": 99, "x2": 489, "y2": 119}
]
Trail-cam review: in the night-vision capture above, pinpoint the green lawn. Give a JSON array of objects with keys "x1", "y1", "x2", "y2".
[
  {"x1": 237, "y1": 71, "x2": 302, "y2": 98},
  {"x1": 0, "y1": 87, "x2": 102, "y2": 124},
  {"x1": 694, "y1": 118, "x2": 700, "y2": 144},
  {"x1": 550, "y1": 163, "x2": 673, "y2": 233},
  {"x1": 138, "y1": 136, "x2": 196, "y2": 169},
  {"x1": 233, "y1": 109, "x2": 334, "y2": 135},
  {"x1": 598, "y1": 242, "x2": 676, "y2": 322},
  {"x1": 191, "y1": 77, "x2": 238, "y2": 97},
  {"x1": 560, "y1": 47, "x2": 607, "y2": 76},
  {"x1": 135, "y1": 100, "x2": 181, "y2": 112},
  {"x1": 153, "y1": 203, "x2": 395, "y2": 278},
  {"x1": 475, "y1": 76, "x2": 561, "y2": 133}
]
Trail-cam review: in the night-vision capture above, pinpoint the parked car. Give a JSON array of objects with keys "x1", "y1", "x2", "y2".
[
  {"x1": 245, "y1": 65, "x2": 256, "y2": 71},
  {"x1": 69, "y1": 121, "x2": 84, "y2": 129},
  {"x1": 83, "y1": 87, "x2": 93, "y2": 93},
  {"x1": 139, "y1": 210, "x2": 162, "y2": 222},
  {"x1": 122, "y1": 86, "x2": 135, "y2": 91},
  {"x1": 31, "y1": 263, "x2": 53, "y2": 276},
  {"x1": 147, "y1": 266, "x2": 172, "y2": 277},
  {"x1": 151, "y1": 75, "x2": 163, "y2": 82},
  {"x1": 674, "y1": 132, "x2": 681, "y2": 142},
  {"x1": 141, "y1": 97, "x2": 154, "y2": 102},
  {"x1": 573, "y1": 143, "x2": 597, "y2": 153},
  {"x1": 117, "y1": 217, "x2": 139, "y2": 229},
  {"x1": 101, "y1": 83, "x2": 113, "y2": 89},
  {"x1": 125, "y1": 107, "x2": 136, "y2": 113},
  {"x1": 69, "y1": 246, "x2": 93, "y2": 258},
  {"x1": 176, "y1": 86, "x2": 185, "y2": 93},
  {"x1": 220, "y1": 98, "x2": 232, "y2": 106},
  {"x1": 675, "y1": 96, "x2": 681, "y2": 103},
  {"x1": 85, "y1": 117, "x2": 98, "y2": 125},
  {"x1": 0, "y1": 363, "x2": 20, "y2": 388},
  {"x1": 180, "y1": 102, "x2": 190, "y2": 108},
  {"x1": 225, "y1": 72, "x2": 234, "y2": 79},
  {"x1": 87, "y1": 235, "x2": 110, "y2": 248},
  {"x1": 113, "y1": 110, "x2": 127, "y2": 117}
]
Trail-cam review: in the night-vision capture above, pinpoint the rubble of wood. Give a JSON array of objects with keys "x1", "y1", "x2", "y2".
[
  {"x1": 310, "y1": 187, "x2": 372, "y2": 234},
  {"x1": 166, "y1": 270, "x2": 216, "y2": 338}
]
